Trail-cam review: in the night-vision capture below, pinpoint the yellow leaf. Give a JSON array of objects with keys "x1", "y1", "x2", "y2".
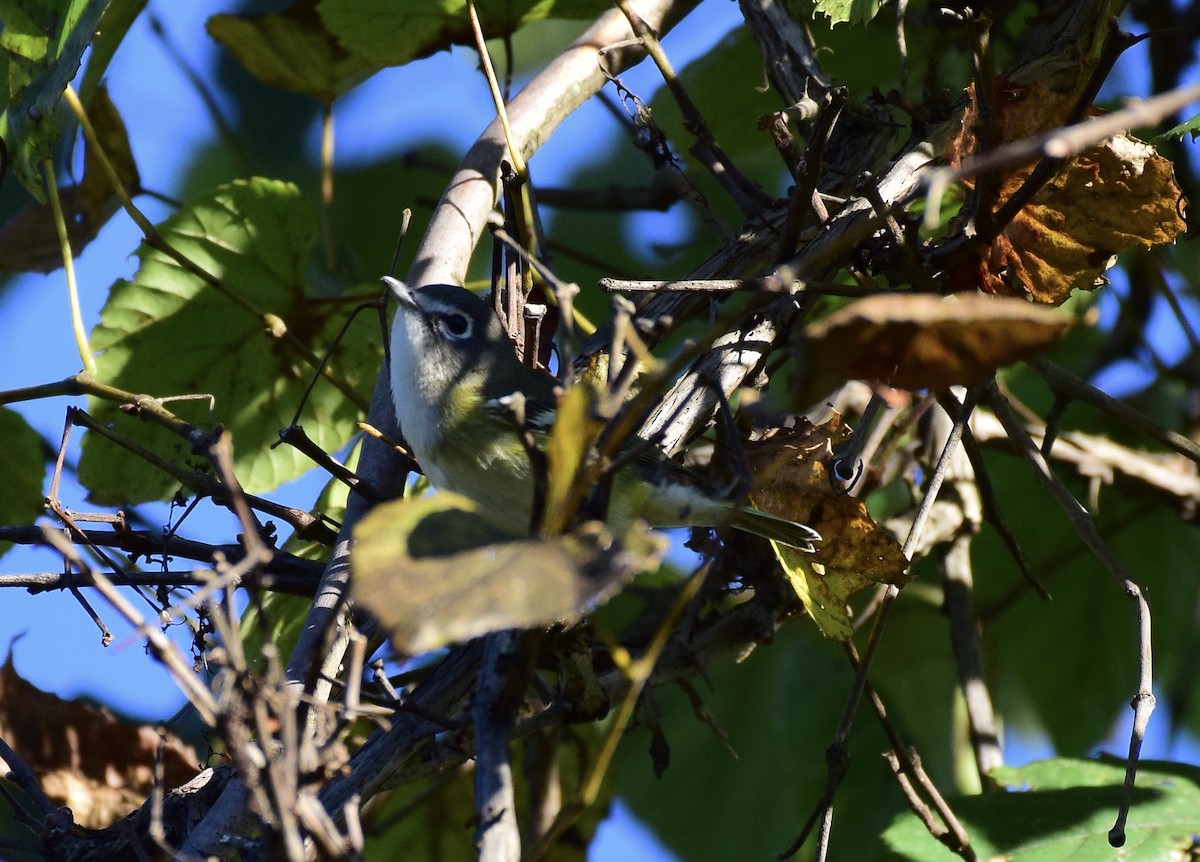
[
  {"x1": 747, "y1": 423, "x2": 909, "y2": 638},
  {"x1": 542, "y1": 381, "x2": 604, "y2": 536}
]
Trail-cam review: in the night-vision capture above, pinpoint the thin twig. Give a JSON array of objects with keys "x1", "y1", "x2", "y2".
[
  {"x1": 775, "y1": 88, "x2": 846, "y2": 264},
  {"x1": 39, "y1": 528, "x2": 220, "y2": 725},
  {"x1": 980, "y1": 381, "x2": 1154, "y2": 847},
  {"x1": 785, "y1": 387, "x2": 980, "y2": 860},
  {"x1": 274, "y1": 423, "x2": 381, "y2": 504},
  {"x1": 1031, "y1": 357, "x2": 1200, "y2": 465},
  {"x1": 598, "y1": 276, "x2": 877, "y2": 296},
  {"x1": 616, "y1": 0, "x2": 771, "y2": 217},
  {"x1": 845, "y1": 641, "x2": 977, "y2": 861}
]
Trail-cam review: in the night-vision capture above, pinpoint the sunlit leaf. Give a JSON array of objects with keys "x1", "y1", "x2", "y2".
[
  {"x1": 1156, "y1": 111, "x2": 1200, "y2": 144},
  {"x1": 880, "y1": 757, "x2": 1200, "y2": 860},
  {"x1": 813, "y1": 0, "x2": 884, "y2": 27},
  {"x1": 317, "y1": 0, "x2": 610, "y2": 70},
  {"x1": 796, "y1": 293, "x2": 1072, "y2": 401},
  {"x1": 352, "y1": 491, "x2": 665, "y2": 654},
  {"x1": 945, "y1": 79, "x2": 1188, "y2": 305},
  {"x1": 79, "y1": 177, "x2": 382, "y2": 504},
  {"x1": 542, "y1": 380, "x2": 602, "y2": 536},
  {"x1": 0, "y1": 0, "x2": 109, "y2": 200},
  {"x1": 207, "y1": 0, "x2": 371, "y2": 104}
]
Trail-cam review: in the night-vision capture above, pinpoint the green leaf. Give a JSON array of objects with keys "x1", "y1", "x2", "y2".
[
  {"x1": 773, "y1": 543, "x2": 870, "y2": 639},
  {"x1": 813, "y1": 0, "x2": 884, "y2": 27},
  {"x1": 79, "y1": 177, "x2": 382, "y2": 504},
  {"x1": 880, "y1": 757, "x2": 1200, "y2": 860},
  {"x1": 207, "y1": 0, "x2": 371, "y2": 104},
  {"x1": 614, "y1": 622, "x2": 907, "y2": 860},
  {"x1": 0, "y1": 407, "x2": 47, "y2": 559},
  {"x1": 317, "y1": 0, "x2": 610, "y2": 70},
  {"x1": 0, "y1": 0, "x2": 109, "y2": 201},
  {"x1": 0, "y1": 84, "x2": 139, "y2": 273},
  {"x1": 352, "y1": 491, "x2": 665, "y2": 654},
  {"x1": 1155, "y1": 111, "x2": 1200, "y2": 144}
]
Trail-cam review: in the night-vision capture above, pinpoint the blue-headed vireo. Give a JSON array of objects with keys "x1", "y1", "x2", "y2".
[{"x1": 386, "y1": 278, "x2": 819, "y2": 550}]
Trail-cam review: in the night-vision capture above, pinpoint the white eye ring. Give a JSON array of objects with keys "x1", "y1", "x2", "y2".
[{"x1": 442, "y1": 312, "x2": 471, "y2": 338}]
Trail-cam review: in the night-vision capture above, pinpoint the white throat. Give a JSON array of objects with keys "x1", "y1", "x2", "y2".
[{"x1": 389, "y1": 307, "x2": 442, "y2": 462}]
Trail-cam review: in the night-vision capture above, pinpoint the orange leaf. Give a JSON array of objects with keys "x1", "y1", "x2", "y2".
[
  {"x1": 945, "y1": 80, "x2": 1187, "y2": 305},
  {"x1": 0, "y1": 653, "x2": 198, "y2": 829},
  {"x1": 747, "y1": 422, "x2": 908, "y2": 638}
]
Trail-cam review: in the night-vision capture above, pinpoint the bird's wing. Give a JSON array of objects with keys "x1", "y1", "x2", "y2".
[{"x1": 482, "y1": 392, "x2": 558, "y2": 435}]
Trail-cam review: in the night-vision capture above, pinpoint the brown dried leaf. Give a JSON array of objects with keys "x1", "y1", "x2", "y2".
[
  {"x1": 798, "y1": 293, "x2": 1071, "y2": 400},
  {"x1": 944, "y1": 79, "x2": 1187, "y2": 305},
  {"x1": 747, "y1": 422, "x2": 908, "y2": 639},
  {"x1": 0, "y1": 653, "x2": 198, "y2": 829}
]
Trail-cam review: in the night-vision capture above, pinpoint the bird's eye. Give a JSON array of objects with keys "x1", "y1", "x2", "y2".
[{"x1": 442, "y1": 312, "x2": 471, "y2": 338}]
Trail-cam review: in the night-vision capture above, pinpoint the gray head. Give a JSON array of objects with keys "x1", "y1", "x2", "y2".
[
  {"x1": 386, "y1": 278, "x2": 518, "y2": 454},
  {"x1": 388, "y1": 279, "x2": 512, "y2": 379}
]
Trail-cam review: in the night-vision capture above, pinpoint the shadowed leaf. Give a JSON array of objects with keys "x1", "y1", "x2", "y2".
[
  {"x1": 797, "y1": 293, "x2": 1071, "y2": 401},
  {"x1": 207, "y1": 0, "x2": 371, "y2": 104},
  {"x1": 0, "y1": 408, "x2": 46, "y2": 560},
  {"x1": 0, "y1": 86, "x2": 139, "y2": 272},
  {"x1": 353, "y1": 491, "x2": 665, "y2": 654}
]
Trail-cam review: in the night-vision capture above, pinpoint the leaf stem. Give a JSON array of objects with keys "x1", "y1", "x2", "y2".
[
  {"x1": 43, "y1": 158, "x2": 96, "y2": 375},
  {"x1": 61, "y1": 85, "x2": 368, "y2": 412},
  {"x1": 320, "y1": 103, "x2": 336, "y2": 271}
]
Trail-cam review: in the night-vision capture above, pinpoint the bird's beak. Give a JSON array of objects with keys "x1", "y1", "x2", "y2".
[{"x1": 382, "y1": 276, "x2": 418, "y2": 310}]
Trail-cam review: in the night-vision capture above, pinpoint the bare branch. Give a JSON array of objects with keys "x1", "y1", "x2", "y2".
[{"x1": 980, "y1": 382, "x2": 1155, "y2": 848}]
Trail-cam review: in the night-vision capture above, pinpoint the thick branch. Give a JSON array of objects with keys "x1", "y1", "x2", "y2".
[{"x1": 408, "y1": 0, "x2": 699, "y2": 289}]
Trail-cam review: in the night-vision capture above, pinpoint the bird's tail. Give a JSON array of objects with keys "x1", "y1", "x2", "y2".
[{"x1": 729, "y1": 507, "x2": 820, "y2": 552}]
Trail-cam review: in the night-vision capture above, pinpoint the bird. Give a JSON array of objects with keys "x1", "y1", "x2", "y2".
[{"x1": 386, "y1": 277, "x2": 819, "y2": 550}]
